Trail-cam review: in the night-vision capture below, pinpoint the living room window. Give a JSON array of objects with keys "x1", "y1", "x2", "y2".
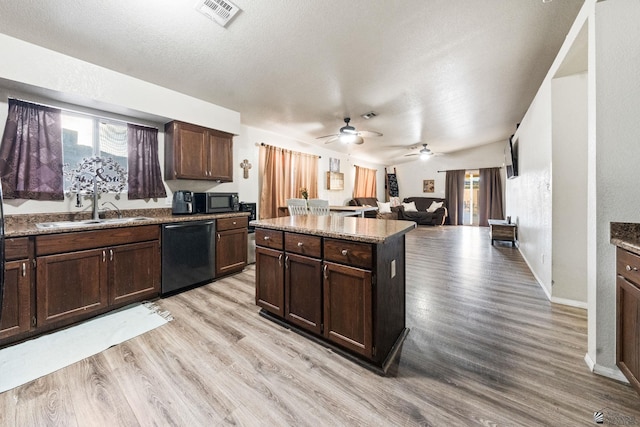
[{"x1": 463, "y1": 170, "x2": 480, "y2": 225}]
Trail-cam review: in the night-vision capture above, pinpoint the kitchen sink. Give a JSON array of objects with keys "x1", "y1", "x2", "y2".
[{"x1": 35, "y1": 217, "x2": 154, "y2": 230}]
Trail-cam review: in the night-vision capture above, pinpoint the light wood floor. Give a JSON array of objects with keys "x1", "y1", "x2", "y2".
[{"x1": 1, "y1": 226, "x2": 639, "y2": 426}]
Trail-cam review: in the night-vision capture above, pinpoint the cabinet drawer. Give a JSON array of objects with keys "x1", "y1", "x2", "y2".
[
  {"x1": 217, "y1": 216, "x2": 248, "y2": 231},
  {"x1": 285, "y1": 232, "x2": 321, "y2": 258},
  {"x1": 36, "y1": 225, "x2": 160, "y2": 256},
  {"x1": 617, "y1": 248, "x2": 640, "y2": 285},
  {"x1": 256, "y1": 228, "x2": 284, "y2": 250},
  {"x1": 5, "y1": 237, "x2": 30, "y2": 261},
  {"x1": 324, "y1": 238, "x2": 372, "y2": 269}
]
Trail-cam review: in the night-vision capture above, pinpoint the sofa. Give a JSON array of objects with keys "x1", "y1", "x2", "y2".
[
  {"x1": 396, "y1": 197, "x2": 447, "y2": 226},
  {"x1": 348, "y1": 197, "x2": 399, "y2": 220}
]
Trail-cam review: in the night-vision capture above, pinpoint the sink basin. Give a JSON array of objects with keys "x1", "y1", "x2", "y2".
[{"x1": 36, "y1": 217, "x2": 153, "y2": 230}]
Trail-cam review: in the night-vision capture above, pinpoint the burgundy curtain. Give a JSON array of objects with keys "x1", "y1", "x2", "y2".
[
  {"x1": 478, "y1": 167, "x2": 504, "y2": 226},
  {"x1": 445, "y1": 170, "x2": 465, "y2": 225},
  {"x1": 127, "y1": 124, "x2": 167, "y2": 199},
  {"x1": 0, "y1": 99, "x2": 64, "y2": 200}
]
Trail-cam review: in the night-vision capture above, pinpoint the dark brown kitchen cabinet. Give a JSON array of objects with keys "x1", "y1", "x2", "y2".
[
  {"x1": 284, "y1": 232, "x2": 323, "y2": 335},
  {"x1": 35, "y1": 225, "x2": 160, "y2": 330},
  {"x1": 0, "y1": 238, "x2": 33, "y2": 340},
  {"x1": 255, "y1": 246, "x2": 285, "y2": 317},
  {"x1": 164, "y1": 120, "x2": 234, "y2": 182},
  {"x1": 616, "y1": 247, "x2": 640, "y2": 396},
  {"x1": 216, "y1": 216, "x2": 248, "y2": 277},
  {"x1": 323, "y1": 261, "x2": 372, "y2": 358},
  {"x1": 254, "y1": 224, "x2": 408, "y2": 373}
]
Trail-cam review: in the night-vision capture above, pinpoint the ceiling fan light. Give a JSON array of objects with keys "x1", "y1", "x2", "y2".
[
  {"x1": 340, "y1": 133, "x2": 358, "y2": 144},
  {"x1": 419, "y1": 152, "x2": 431, "y2": 160}
]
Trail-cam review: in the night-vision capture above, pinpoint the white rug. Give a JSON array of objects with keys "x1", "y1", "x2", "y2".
[{"x1": 0, "y1": 301, "x2": 172, "y2": 393}]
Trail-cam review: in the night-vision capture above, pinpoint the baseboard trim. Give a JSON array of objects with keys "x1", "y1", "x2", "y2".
[
  {"x1": 584, "y1": 353, "x2": 629, "y2": 384},
  {"x1": 550, "y1": 296, "x2": 588, "y2": 309},
  {"x1": 518, "y1": 248, "x2": 552, "y2": 300}
]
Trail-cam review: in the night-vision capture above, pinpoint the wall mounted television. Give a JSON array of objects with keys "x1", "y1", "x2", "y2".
[{"x1": 505, "y1": 134, "x2": 518, "y2": 179}]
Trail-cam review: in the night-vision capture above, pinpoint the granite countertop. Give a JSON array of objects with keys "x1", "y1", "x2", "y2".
[
  {"x1": 610, "y1": 222, "x2": 640, "y2": 256},
  {"x1": 250, "y1": 215, "x2": 416, "y2": 244},
  {"x1": 4, "y1": 208, "x2": 250, "y2": 238}
]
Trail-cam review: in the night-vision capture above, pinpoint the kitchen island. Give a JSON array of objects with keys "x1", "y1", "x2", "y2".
[{"x1": 251, "y1": 215, "x2": 415, "y2": 374}]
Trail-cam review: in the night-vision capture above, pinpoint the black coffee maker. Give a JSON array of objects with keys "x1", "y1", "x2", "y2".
[
  {"x1": 172, "y1": 191, "x2": 194, "y2": 214},
  {"x1": 239, "y1": 202, "x2": 256, "y2": 231}
]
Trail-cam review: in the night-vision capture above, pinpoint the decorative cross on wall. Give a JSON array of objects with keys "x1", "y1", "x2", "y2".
[{"x1": 240, "y1": 159, "x2": 252, "y2": 179}]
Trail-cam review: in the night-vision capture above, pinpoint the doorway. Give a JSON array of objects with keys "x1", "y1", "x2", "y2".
[{"x1": 463, "y1": 170, "x2": 479, "y2": 225}]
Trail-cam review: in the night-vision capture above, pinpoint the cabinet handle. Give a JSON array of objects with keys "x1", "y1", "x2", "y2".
[
  {"x1": 323, "y1": 264, "x2": 328, "y2": 279},
  {"x1": 263, "y1": 236, "x2": 270, "y2": 240},
  {"x1": 102, "y1": 250, "x2": 106, "y2": 262},
  {"x1": 217, "y1": 233, "x2": 221, "y2": 242},
  {"x1": 233, "y1": 221, "x2": 237, "y2": 225},
  {"x1": 285, "y1": 255, "x2": 289, "y2": 269},
  {"x1": 278, "y1": 253, "x2": 283, "y2": 267},
  {"x1": 341, "y1": 249, "x2": 348, "y2": 256},
  {"x1": 297, "y1": 242, "x2": 304, "y2": 247},
  {"x1": 109, "y1": 249, "x2": 114, "y2": 262},
  {"x1": 21, "y1": 262, "x2": 26, "y2": 277},
  {"x1": 626, "y1": 265, "x2": 638, "y2": 272}
]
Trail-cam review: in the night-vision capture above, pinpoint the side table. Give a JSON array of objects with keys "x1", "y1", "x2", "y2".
[{"x1": 488, "y1": 219, "x2": 517, "y2": 247}]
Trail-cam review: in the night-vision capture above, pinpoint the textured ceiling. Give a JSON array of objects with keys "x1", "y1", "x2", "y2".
[{"x1": 0, "y1": 0, "x2": 584, "y2": 164}]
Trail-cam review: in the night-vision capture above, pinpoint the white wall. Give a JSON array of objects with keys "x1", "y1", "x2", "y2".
[
  {"x1": 392, "y1": 141, "x2": 507, "y2": 202},
  {"x1": 505, "y1": 86, "x2": 554, "y2": 295},
  {"x1": 551, "y1": 73, "x2": 588, "y2": 305},
  {"x1": 587, "y1": 0, "x2": 640, "y2": 378}
]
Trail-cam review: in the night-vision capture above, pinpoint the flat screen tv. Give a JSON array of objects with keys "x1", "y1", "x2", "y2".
[{"x1": 505, "y1": 135, "x2": 518, "y2": 179}]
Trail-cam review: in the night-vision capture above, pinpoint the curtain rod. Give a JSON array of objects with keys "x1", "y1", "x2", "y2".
[
  {"x1": 259, "y1": 142, "x2": 321, "y2": 159},
  {"x1": 8, "y1": 97, "x2": 159, "y2": 130},
  {"x1": 437, "y1": 166, "x2": 504, "y2": 173}
]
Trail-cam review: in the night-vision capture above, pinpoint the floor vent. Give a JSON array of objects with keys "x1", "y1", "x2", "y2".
[{"x1": 195, "y1": 0, "x2": 241, "y2": 27}]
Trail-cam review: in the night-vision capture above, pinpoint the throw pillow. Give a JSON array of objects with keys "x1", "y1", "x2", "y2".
[
  {"x1": 427, "y1": 201, "x2": 443, "y2": 212},
  {"x1": 402, "y1": 201, "x2": 418, "y2": 212},
  {"x1": 389, "y1": 196, "x2": 401, "y2": 207},
  {"x1": 377, "y1": 201, "x2": 392, "y2": 214}
]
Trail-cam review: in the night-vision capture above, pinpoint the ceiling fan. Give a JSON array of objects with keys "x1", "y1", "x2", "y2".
[
  {"x1": 405, "y1": 144, "x2": 439, "y2": 159},
  {"x1": 316, "y1": 117, "x2": 383, "y2": 145}
]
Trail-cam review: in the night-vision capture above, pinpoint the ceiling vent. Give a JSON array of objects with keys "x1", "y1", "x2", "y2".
[
  {"x1": 361, "y1": 111, "x2": 378, "y2": 120},
  {"x1": 195, "y1": 0, "x2": 241, "y2": 27}
]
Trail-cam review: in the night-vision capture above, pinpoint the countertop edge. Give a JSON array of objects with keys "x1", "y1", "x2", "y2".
[
  {"x1": 5, "y1": 212, "x2": 251, "y2": 238},
  {"x1": 250, "y1": 218, "x2": 416, "y2": 244},
  {"x1": 610, "y1": 222, "x2": 640, "y2": 256}
]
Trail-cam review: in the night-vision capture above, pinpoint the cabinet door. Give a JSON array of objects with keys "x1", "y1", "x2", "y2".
[
  {"x1": 285, "y1": 253, "x2": 322, "y2": 334},
  {"x1": 216, "y1": 227, "x2": 247, "y2": 276},
  {"x1": 36, "y1": 249, "x2": 108, "y2": 327},
  {"x1": 617, "y1": 275, "x2": 640, "y2": 395},
  {"x1": 323, "y1": 261, "x2": 373, "y2": 358},
  {"x1": 0, "y1": 260, "x2": 32, "y2": 339},
  {"x1": 208, "y1": 132, "x2": 233, "y2": 182},
  {"x1": 109, "y1": 241, "x2": 160, "y2": 307},
  {"x1": 255, "y1": 246, "x2": 284, "y2": 317},
  {"x1": 176, "y1": 124, "x2": 208, "y2": 179}
]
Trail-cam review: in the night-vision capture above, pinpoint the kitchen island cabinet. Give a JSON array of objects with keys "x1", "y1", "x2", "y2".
[{"x1": 253, "y1": 215, "x2": 415, "y2": 374}]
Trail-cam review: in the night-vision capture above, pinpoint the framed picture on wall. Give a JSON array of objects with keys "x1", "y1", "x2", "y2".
[
  {"x1": 329, "y1": 157, "x2": 340, "y2": 172},
  {"x1": 423, "y1": 179, "x2": 435, "y2": 193}
]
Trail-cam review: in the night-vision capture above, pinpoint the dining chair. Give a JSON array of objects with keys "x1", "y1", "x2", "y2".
[
  {"x1": 286, "y1": 198, "x2": 308, "y2": 215},
  {"x1": 307, "y1": 199, "x2": 330, "y2": 216}
]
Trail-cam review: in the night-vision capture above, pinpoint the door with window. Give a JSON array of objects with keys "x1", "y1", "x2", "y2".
[{"x1": 463, "y1": 170, "x2": 480, "y2": 225}]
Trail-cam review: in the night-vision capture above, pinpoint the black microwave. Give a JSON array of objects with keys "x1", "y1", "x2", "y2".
[{"x1": 194, "y1": 192, "x2": 239, "y2": 214}]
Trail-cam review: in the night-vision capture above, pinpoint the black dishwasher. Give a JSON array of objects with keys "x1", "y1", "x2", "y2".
[{"x1": 161, "y1": 220, "x2": 216, "y2": 295}]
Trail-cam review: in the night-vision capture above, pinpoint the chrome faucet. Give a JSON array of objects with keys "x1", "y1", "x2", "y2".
[{"x1": 101, "y1": 201, "x2": 122, "y2": 219}]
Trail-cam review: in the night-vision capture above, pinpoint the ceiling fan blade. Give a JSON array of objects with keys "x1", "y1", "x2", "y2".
[
  {"x1": 357, "y1": 130, "x2": 383, "y2": 138},
  {"x1": 323, "y1": 136, "x2": 340, "y2": 144},
  {"x1": 404, "y1": 153, "x2": 419, "y2": 157},
  {"x1": 316, "y1": 133, "x2": 339, "y2": 140}
]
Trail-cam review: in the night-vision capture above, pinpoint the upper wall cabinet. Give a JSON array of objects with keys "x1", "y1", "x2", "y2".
[{"x1": 165, "y1": 121, "x2": 234, "y2": 182}]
